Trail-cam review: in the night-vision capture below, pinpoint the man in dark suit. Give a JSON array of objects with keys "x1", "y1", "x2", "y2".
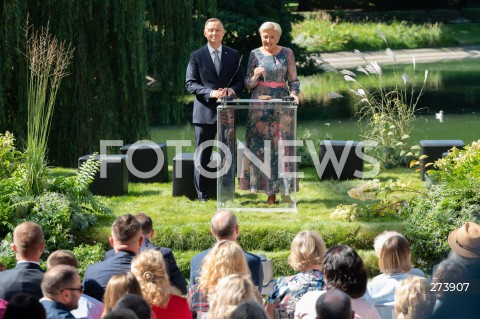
[
  {"x1": 83, "y1": 214, "x2": 143, "y2": 301},
  {"x1": 0, "y1": 222, "x2": 45, "y2": 300},
  {"x1": 185, "y1": 18, "x2": 244, "y2": 201},
  {"x1": 189, "y1": 210, "x2": 264, "y2": 289},
  {"x1": 103, "y1": 213, "x2": 188, "y2": 294}
]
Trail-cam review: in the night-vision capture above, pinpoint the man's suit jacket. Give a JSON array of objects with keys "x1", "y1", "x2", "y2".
[
  {"x1": 0, "y1": 262, "x2": 44, "y2": 301},
  {"x1": 103, "y1": 238, "x2": 188, "y2": 294},
  {"x1": 185, "y1": 44, "x2": 244, "y2": 124},
  {"x1": 189, "y1": 248, "x2": 264, "y2": 289},
  {"x1": 83, "y1": 250, "x2": 135, "y2": 302}
]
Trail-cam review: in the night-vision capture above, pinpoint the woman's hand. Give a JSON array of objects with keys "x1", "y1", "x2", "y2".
[
  {"x1": 253, "y1": 66, "x2": 266, "y2": 81},
  {"x1": 291, "y1": 94, "x2": 299, "y2": 104}
]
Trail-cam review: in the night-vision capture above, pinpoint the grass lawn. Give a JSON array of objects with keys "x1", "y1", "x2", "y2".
[{"x1": 59, "y1": 163, "x2": 426, "y2": 281}]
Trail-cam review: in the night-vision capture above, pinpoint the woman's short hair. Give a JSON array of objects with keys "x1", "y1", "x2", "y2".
[
  {"x1": 288, "y1": 231, "x2": 326, "y2": 271},
  {"x1": 373, "y1": 231, "x2": 402, "y2": 257},
  {"x1": 323, "y1": 245, "x2": 368, "y2": 298},
  {"x1": 379, "y1": 235, "x2": 413, "y2": 274},
  {"x1": 209, "y1": 274, "x2": 259, "y2": 319},
  {"x1": 433, "y1": 259, "x2": 467, "y2": 300},
  {"x1": 131, "y1": 250, "x2": 177, "y2": 307},
  {"x1": 102, "y1": 272, "x2": 143, "y2": 318},
  {"x1": 394, "y1": 276, "x2": 435, "y2": 319},
  {"x1": 259, "y1": 21, "x2": 282, "y2": 37},
  {"x1": 228, "y1": 300, "x2": 268, "y2": 319},
  {"x1": 198, "y1": 240, "x2": 250, "y2": 293}
]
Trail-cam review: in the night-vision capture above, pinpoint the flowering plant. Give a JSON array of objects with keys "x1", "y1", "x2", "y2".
[{"x1": 319, "y1": 30, "x2": 428, "y2": 169}]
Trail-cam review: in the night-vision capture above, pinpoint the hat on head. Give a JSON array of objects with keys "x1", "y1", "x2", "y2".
[{"x1": 448, "y1": 222, "x2": 480, "y2": 258}]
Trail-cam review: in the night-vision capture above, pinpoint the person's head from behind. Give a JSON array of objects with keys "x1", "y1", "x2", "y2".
[
  {"x1": 288, "y1": 230, "x2": 326, "y2": 272},
  {"x1": 41, "y1": 265, "x2": 82, "y2": 310},
  {"x1": 323, "y1": 245, "x2": 367, "y2": 298},
  {"x1": 228, "y1": 300, "x2": 268, "y2": 319},
  {"x1": 379, "y1": 235, "x2": 413, "y2": 274},
  {"x1": 102, "y1": 272, "x2": 142, "y2": 317},
  {"x1": 103, "y1": 309, "x2": 139, "y2": 319},
  {"x1": 209, "y1": 274, "x2": 258, "y2": 319},
  {"x1": 433, "y1": 259, "x2": 467, "y2": 300},
  {"x1": 110, "y1": 214, "x2": 143, "y2": 254},
  {"x1": 135, "y1": 212, "x2": 154, "y2": 238},
  {"x1": 4, "y1": 293, "x2": 46, "y2": 319},
  {"x1": 112, "y1": 294, "x2": 151, "y2": 319},
  {"x1": 199, "y1": 240, "x2": 250, "y2": 292},
  {"x1": 46, "y1": 250, "x2": 78, "y2": 270},
  {"x1": 131, "y1": 249, "x2": 173, "y2": 307},
  {"x1": 13, "y1": 221, "x2": 44, "y2": 261},
  {"x1": 373, "y1": 230, "x2": 402, "y2": 257},
  {"x1": 211, "y1": 210, "x2": 238, "y2": 241},
  {"x1": 394, "y1": 276, "x2": 435, "y2": 319},
  {"x1": 315, "y1": 289, "x2": 353, "y2": 319}
]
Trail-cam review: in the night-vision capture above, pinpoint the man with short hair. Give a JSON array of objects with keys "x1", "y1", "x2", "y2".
[
  {"x1": 83, "y1": 214, "x2": 143, "y2": 301},
  {"x1": 0, "y1": 221, "x2": 45, "y2": 300},
  {"x1": 46, "y1": 250, "x2": 103, "y2": 319},
  {"x1": 315, "y1": 289, "x2": 354, "y2": 319},
  {"x1": 104, "y1": 213, "x2": 187, "y2": 294},
  {"x1": 40, "y1": 265, "x2": 83, "y2": 319},
  {"x1": 189, "y1": 210, "x2": 263, "y2": 288}
]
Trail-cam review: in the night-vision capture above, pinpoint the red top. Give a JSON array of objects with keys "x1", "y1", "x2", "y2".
[{"x1": 151, "y1": 294, "x2": 192, "y2": 319}]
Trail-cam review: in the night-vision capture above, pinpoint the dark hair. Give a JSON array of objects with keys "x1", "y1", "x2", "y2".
[
  {"x1": 113, "y1": 294, "x2": 151, "y2": 319},
  {"x1": 103, "y1": 309, "x2": 139, "y2": 319},
  {"x1": 228, "y1": 300, "x2": 268, "y2": 319},
  {"x1": 323, "y1": 245, "x2": 367, "y2": 298},
  {"x1": 4, "y1": 293, "x2": 46, "y2": 319},
  {"x1": 315, "y1": 289, "x2": 352, "y2": 319},
  {"x1": 112, "y1": 214, "x2": 141, "y2": 242},
  {"x1": 135, "y1": 213, "x2": 153, "y2": 235}
]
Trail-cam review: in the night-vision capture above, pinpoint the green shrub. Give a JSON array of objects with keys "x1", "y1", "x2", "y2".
[
  {"x1": 402, "y1": 141, "x2": 480, "y2": 272},
  {"x1": 72, "y1": 244, "x2": 105, "y2": 278}
]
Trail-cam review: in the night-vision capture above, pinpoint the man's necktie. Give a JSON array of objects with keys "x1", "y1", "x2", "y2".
[{"x1": 213, "y1": 50, "x2": 221, "y2": 75}]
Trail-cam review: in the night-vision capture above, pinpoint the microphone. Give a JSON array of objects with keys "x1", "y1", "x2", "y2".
[{"x1": 222, "y1": 54, "x2": 243, "y2": 102}]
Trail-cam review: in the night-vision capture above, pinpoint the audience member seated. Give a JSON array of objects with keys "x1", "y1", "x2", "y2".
[
  {"x1": 112, "y1": 294, "x2": 152, "y2": 319},
  {"x1": 131, "y1": 250, "x2": 192, "y2": 319},
  {"x1": 83, "y1": 214, "x2": 143, "y2": 301},
  {"x1": 45, "y1": 250, "x2": 103, "y2": 319},
  {"x1": 3, "y1": 293, "x2": 46, "y2": 319},
  {"x1": 266, "y1": 230, "x2": 326, "y2": 318},
  {"x1": 103, "y1": 308, "x2": 139, "y2": 319},
  {"x1": 431, "y1": 259, "x2": 466, "y2": 311},
  {"x1": 188, "y1": 240, "x2": 252, "y2": 317},
  {"x1": 209, "y1": 274, "x2": 262, "y2": 319},
  {"x1": 295, "y1": 245, "x2": 380, "y2": 319},
  {"x1": 0, "y1": 222, "x2": 45, "y2": 300},
  {"x1": 228, "y1": 300, "x2": 269, "y2": 319},
  {"x1": 445, "y1": 222, "x2": 480, "y2": 276},
  {"x1": 394, "y1": 276, "x2": 434, "y2": 319},
  {"x1": 105, "y1": 213, "x2": 188, "y2": 294},
  {"x1": 40, "y1": 265, "x2": 83, "y2": 319},
  {"x1": 363, "y1": 234, "x2": 424, "y2": 307},
  {"x1": 190, "y1": 211, "x2": 263, "y2": 289},
  {"x1": 101, "y1": 272, "x2": 143, "y2": 318},
  {"x1": 316, "y1": 289, "x2": 354, "y2": 319}
]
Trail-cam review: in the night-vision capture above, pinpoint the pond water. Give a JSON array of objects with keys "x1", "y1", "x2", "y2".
[{"x1": 152, "y1": 59, "x2": 480, "y2": 150}]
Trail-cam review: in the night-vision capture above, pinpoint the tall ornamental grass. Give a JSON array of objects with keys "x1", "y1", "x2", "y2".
[{"x1": 25, "y1": 24, "x2": 74, "y2": 195}]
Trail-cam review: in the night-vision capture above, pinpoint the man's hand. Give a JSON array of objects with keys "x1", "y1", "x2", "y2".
[{"x1": 210, "y1": 89, "x2": 225, "y2": 99}]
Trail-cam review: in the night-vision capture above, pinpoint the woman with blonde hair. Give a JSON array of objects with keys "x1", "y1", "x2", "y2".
[
  {"x1": 394, "y1": 276, "x2": 435, "y2": 319},
  {"x1": 131, "y1": 250, "x2": 192, "y2": 319},
  {"x1": 266, "y1": 231, "x2": 326, "y2": 318},
  {"x1": 101, "y1": 272, "x2": 143, "y2": 318},
  {"x1": 188, "y1": 240, "x2": 251, "y2": 317},
  {"x1": 208, "y1": 274, "x2": 262, "y2": 319}
]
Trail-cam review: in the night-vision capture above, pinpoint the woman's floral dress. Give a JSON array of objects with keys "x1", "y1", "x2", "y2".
[{"x1": 239, "y1": 47, "x2": 300, "y2": 196}]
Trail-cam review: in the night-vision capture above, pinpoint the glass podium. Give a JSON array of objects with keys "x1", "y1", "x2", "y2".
[{"x1": 216, "y1": 99, "x2": 298, "y2": 212}]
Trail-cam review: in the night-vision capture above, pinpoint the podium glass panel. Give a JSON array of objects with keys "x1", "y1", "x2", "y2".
[{"x1": 217, "y1": 99, "x2": 297, "y2": 212}]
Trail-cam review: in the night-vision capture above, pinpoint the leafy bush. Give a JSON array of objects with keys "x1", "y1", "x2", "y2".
[
  {"x1": 72, "y1": 244, "x2": 105, "y2": 277},
  {"x1": 402, "y1": 141, "x2": 480, "y2": 272}
]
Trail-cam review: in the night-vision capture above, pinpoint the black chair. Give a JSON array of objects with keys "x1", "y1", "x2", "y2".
[
  {"x1": 318, "y1": 140, "x2": 364, "y2": 180},
  {"x1": 172, "y1": 153, "x2": 217, "y2": 200},
  {"x1": 419, "y1": 140, "x2": 465, "y2": 180},
  {"x1": 78, "y1": 154, "x2": 128, "y2": 196},
  {"x1": 120, "y1": 143, "x2": 168, "y2": 183}
]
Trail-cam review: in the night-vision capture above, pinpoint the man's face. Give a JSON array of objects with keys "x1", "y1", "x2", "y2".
[
  {"x1": 204, "y1": 21, "x2": 225, "y2": 47},
  {"x1": 65, "y1": 276, "x2": 82, "y2": 310}
]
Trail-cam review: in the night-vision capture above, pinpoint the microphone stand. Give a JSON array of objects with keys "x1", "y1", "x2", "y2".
[{"x1": 221, "y1": 54, "x2": 243, "y2": 102}]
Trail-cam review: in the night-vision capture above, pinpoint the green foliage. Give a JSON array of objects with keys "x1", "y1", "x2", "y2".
[
  {"x1": 402, "y1": 141, "x2": 480, "y2": 272},
  {"x1": 72, "y1": 244, "x2": 105, "y2": 278},
  {"x1": 293, "y1": 20, "x2": 457, "y2": 53},
  {"x1": 0, "y1": 131, "x2": 23, "y2": 179}
]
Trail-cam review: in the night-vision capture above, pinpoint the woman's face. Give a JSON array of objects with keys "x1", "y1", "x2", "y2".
[{"x1": 261, "y1": 29, "x2": 279, "y2": 52}]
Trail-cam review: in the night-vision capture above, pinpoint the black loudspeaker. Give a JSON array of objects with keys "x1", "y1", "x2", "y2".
[
  {"x1": 120, "y1": 143, "x2": 168, "y2": 183},
  {"x1": 78, "y1": 154, "x2": 128, "y2": 196},
  {"x1": 419, "y1": 140, "x2": 465, "y2": 181},
  {"x1": 172, "y1": 153, "x2": 217, "y2": 200},
  {"x1": 318, "y1": 140, "x2": 364, "y2": 180}
]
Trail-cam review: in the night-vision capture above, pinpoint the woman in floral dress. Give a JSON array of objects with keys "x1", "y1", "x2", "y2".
[{"x1": 240, "y1": 21, "x2": 300, "y2": 205}]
